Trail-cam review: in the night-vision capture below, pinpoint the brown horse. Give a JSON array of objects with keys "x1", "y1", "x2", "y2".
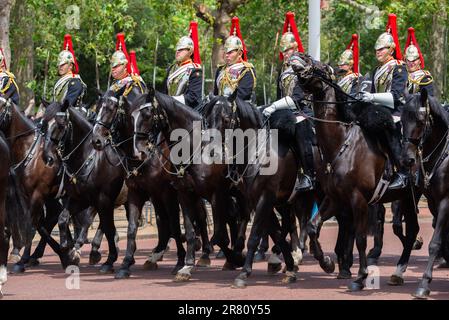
[
  {"x1": 401, "y1": 89, "x2": 449, "y2": 299},
  {"x1": 0, "y1": 95, "x2": 71, "y2": 272},
  {"x1": 289, "y1": 53, "x2": 419, "y2": 291},
  {"x1": 0, "y1": 133, "x2": 10, "y2": 298}
]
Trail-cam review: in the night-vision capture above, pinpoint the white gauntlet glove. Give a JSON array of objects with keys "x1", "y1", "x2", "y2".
[
  {"x1": 262, "y1": 96, "x2": 295, "y2": 117},
  {"x1": 361, "y1": 92, "x2": 394, "y2": 109}
]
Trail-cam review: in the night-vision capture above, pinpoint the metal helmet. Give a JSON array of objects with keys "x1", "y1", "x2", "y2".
[
  {"x1": 338, "y1": 49, "x2": 354, "y2": 66},
  {"x1": 405, "y1": 44, "x2": 420, "y2": 62},
  {"x1": 280, "y1": 32, "x2": 298, "y2": 52},
  {"x1": 176, "y1": 36, "x2": 194, "y2": 53},
  {"x1": 58, "y1": 50, "x2": 75, "y2": 67},
  {"x1": 375, "y1": 32, "x2": 396, "y2": 51},
  {"x1": 111, "y1": 50, "x2": 128, "y2": 68},
  {"x1": 224, "y1": 35, "x2": 243, "y2": 53}
]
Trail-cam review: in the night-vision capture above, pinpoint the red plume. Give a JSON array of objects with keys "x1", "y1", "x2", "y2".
[
  {"x1": 346, "y1": 34, "x2": 359, "y2": 74},
  {"x1": 229, "y1": 16, "x2": 247, "y2": 61},
  {"x1": 62, "y1": 34, "x2": 79, "y2": 74},
  {"x1": 129, "y1": 51, "x2": 140, "y2": 75},
  {"x1": 280, "y1": 11, "x2": 304, "y2": 60},
  {"x1": 405, "y1": 27, "x2": 425, "y2": 68},
  {"x1": 189, "y1": 21, "x2": 201, "y2": 65},
  {"x1": 0, "y1": 48, "x2": 6, "y2": 70},
  {"x1": 115, "y1": 33, "x2": 131, "y2": 73},
  {"x1": 385, "y1": 13, "x2": 402, "y2": 60}
]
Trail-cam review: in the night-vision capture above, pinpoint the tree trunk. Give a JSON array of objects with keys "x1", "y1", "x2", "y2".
[
  {"x1": 428, "y1": 1, "x2": 447, "y2": 99},
  {"x1": 0, "y1": 0, "x2": 13, "y2": 69},
  {"x1": 10, "y1": 0, "x2": 34, "y2": 107}
]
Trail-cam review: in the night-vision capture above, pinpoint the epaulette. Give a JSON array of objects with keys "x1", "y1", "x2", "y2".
[
  {"x1": 242, "y1": 61, "x2": 255, "y2": 69},
  {"x1": 423, "y1": 70, "x2": 432, "y2": 76},
  {"x1": 192, "y1": 62, "x2": 202, "y2": 69}
]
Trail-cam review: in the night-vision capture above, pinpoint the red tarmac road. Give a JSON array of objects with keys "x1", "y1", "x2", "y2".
[{"x1": 2, "y1": 217, "x2": 449, "y2": 300}]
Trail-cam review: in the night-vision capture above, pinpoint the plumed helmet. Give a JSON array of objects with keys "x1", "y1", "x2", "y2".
[
  {"x1": 280, "y1": 32, "x2": 298, "y2": 52},
  {"x1": 375, "y1": 32, "x2": 396, "y2": 51},
  {"x1": 224, "y1": 35, "x2": 243, "y2": 54},
  {"x1": 58, "y1": 50, "x2": 75, "y2": 67},
  {"x1": 338, "y1": 49, "x2": 354, "y2": 66},
  {"x1": 405, "y1": 44, "x2": 420, "y2": 62},
  {"x1": 176, "y1": 36, "x2": 194, "y2": 53},
  {"x1": 111, "y1": 50, "x2": 128, "y2": 68}
]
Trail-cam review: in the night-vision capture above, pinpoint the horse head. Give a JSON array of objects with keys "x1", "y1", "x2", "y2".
[
  {"x1": 92, "y1": 87, "x2": 126, "y2": 151},
  {"x1": 42, "y1": 100, "x2": 70, "y2": 168}
]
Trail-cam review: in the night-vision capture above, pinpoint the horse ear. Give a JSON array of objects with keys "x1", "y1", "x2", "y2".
[{"x1": 41, "y1": 97, "x2": 50, "y2": 109}]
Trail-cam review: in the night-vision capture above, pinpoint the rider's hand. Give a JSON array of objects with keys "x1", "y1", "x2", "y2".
[
  {"x1": 360, "y1": 92, "x2": 374, "y2": 103},
  {"x1": 262, "y1": 105, "x2": 276, "y2": 117}
]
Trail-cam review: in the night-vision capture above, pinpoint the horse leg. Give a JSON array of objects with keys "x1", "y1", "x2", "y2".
[
  {"x1": 254, "y1": 235, "x2": 269, "y2": 262},
  {"x1": 166, "y1": 193, "x2": 186, "y2": 274},
  {"x1": 141, "y1": 198, "x2": 170, "y2": 270},
  {"x1": 0, "y1": 189, "x2": 8, "y2": 298},
  {"x1": 115, "y1": 190, "x2": 146, "y2": 279},
  {"x1": 87, "y1": 208, "x2": 104, "y2": 265},
  {"x1": 348, "y1": 192, "x2": 369, "y2": 292},
  {"x1": 233, "y1": 191, "x2": 274, "y2": 288},
  {"x1": 413, "y1": 199, "x2": 449, "y2": 299},
  {"x1": 273, "y1": 207, "x2": 297, "y2": 284},
  {"x1": 97, "y1": 204, "x2": 118, "y2": 274},
  {"x1": 335, "y1": 212, "x2": 354, "y2": 279},
  {"x1": 173, "y1": 192, "x2": 198, "y2": 282},
  {"x1": 388, "y1": 196, "x2": 420, "y2": 286},
  {"x1": 306, "y1": 196, "x2": 336, "y2": 274},
  {"x1": 195, "y1": 198, "x2": 212, "y2": 268},
  {"x1": 367, "y1": 204, "x2": 385, "y2": 266},
  {"x1": 391, "y1": 200, "x2": 406, "y2": 247},
  {"x1": 67, "y1": 208, "x2": 93, "y2": 266}
]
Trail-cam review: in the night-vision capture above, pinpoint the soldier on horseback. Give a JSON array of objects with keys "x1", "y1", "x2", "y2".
[
  {"x1": 52, "y1": 34, "x2": 86, "y2": 108},
  {"x1": 214, "y1": 17, "x2": 256, "y2": 103},
  {"x1": 0, "y1": 48, "x2": 20, "y2": 105},
  {"x1": 262, "y1": 11, "x2": 314, "y2": 192},
  {"x1": 109, "y1": 33, "x2": 146, "y2": 99},
  {"x1": 163, "y1": 21, "x2": 202, "y2": 108},
  {"x1": 404, "y1": 27, "x2": 434, "y2": 95},
  {"x1": 336, "y1": 34, "x2": 361, "y2": 95},
  {"x1": 360, "y1": 14, "x2": 409, "y2": 190}
]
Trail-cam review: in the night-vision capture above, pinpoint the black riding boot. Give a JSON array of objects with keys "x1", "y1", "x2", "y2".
[
  {"x1": 385, "y1": 127, "x2": 409, "y2": 190},
  {"x1": 294, "y1": 120, "x2": 315, "y2": 192}
]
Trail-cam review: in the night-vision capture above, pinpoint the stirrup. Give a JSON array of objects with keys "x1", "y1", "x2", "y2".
[
  {"x1": 388, "y1": 172, "x2": 409, "y2": 190},
  {"x1": 295, "y1": 174, "x2": 314, "y2": 192}
]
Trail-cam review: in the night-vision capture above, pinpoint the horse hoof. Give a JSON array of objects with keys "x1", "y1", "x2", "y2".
[
  {"x1": 267, "y1": 263, "x2": 282, "y2": 274},
  {"x1": 89, "y1": 251, "x2": 102, "y2": 265},
  {"x1": 215, "y1": 250, "x2": 225, "y2": 259},
  {"x1": 348, "y1": 281, "x2": 364, "y2": 292},
  {"x1": 173, "y1": 272, "x2": 191, "y2": 282},
  {"x1": 143, "y1": 261, "x2": 158, "y2": 271},
  {"x1": 320, "y1": 256, "x2": 335, "y2": 274},
  {"x1": 194, "y1": 238, "x2": 202, "y2": 252},
  {"x1": 11, "y1": 264, "x2": 25, "y2": 274},
  {"x1": 254, "y1": 251, "x2": 266, "y2": 262},
  {"x1": 8, "y1": 254, "x2": 21, "y2": 264},
  {"x1": 222, "y1": 261, "x2": 236, "y2": 271},
  {"x1": 171, "y1": 265, "x2": 184, "y2": 275},
  {"x1": 99, "y1": 264, "x2": 114, "y2": 274},
  {"x1": 27, "y1": 258, "x2": 40, "y2": 267},
  {"x1": 437, "y1": 261, "x2": 449, "y2": 269},
  {"x1": 282, "y1": 265, "x2": 299, "y2": 273},
  {"x1": 281, "y1": 273, "x2": 297, "y2": 284},
  {"x1": 367, "y1": 258, "x2": 378, "y2": 266},
  {"x1": 413, "y1": 287, "x2": 430, "y2": 300},
  {"x1": 196, "y1": 257, "x2": 211, "y2": 267},
  {"x1": 412, "y1": 237, "x2": 424, "y2": 251},
  {"x1": 388, "y1": 274, "x2": 404, "y2": 286},
  {"x1": 115, "y1": 269, "x2": 131, "y2": 279},
  {"x1": 337, "y1": 270, "x2": 352, "y2": 279},
  {"x1": 231, "y1": 278, "x2": 247, "y2": 289}
]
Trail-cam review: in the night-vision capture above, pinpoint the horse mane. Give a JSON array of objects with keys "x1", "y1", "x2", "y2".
[
  {"x1": 42, "y1": 101, "x2": 63, "y2": 122},
  {"x1": 428, "y1": 95, "x2": 449, "y2": 127},
  {"x1": 68, "y1": 107, "x2": 93, "y2": 132},
  {"x1": 235, "y1": 97, "x2": 264, "y2": 128},
  {"x1": 403, "y1": 93, "x2": 449, "y2": 128}
]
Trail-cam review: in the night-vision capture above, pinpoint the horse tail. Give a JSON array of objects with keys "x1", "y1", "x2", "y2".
[{"x1": 6, "y1": 169, "x2": 32, "y2": 248}]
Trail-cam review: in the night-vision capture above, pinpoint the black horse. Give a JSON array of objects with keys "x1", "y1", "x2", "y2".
[
  {"x1": 401, "y1": 89, "x2": 449, "y2": 299},
  {"x1": 91, "y1": 91, "x2": 212, "y2": 278},
  {"x1": 290, "y1": 53, "x2": 419, "y2": 291}
]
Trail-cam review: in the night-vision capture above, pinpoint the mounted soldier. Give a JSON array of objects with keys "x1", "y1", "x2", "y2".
[
  {"x1": 52, "y1": 34, "x2": 86, "y2": 109},
  {"x1": 214, "y1": 17, "x2": 256, "y2": 103},
  {"x1": 360, "y1": 13, "x2": 409, "y2": 190},
  {"x1": 336, "y1": 34, "x2": 362, "y2": 95},
  {"x1": 163, "y1": 21, "x2": 202, "y2": 108},
  {"x1": 262, "y1": 11, "x2": 315, "y2": 193},
  {"x1": 109, "y1": 33, "x2": 146, "y2": 102},
  {"x1": 0, "y1": 47, "x2": 20, "y2": 105},
  {"x1": 404, "y1": 27, "x2": 434, "y2": 95}
]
